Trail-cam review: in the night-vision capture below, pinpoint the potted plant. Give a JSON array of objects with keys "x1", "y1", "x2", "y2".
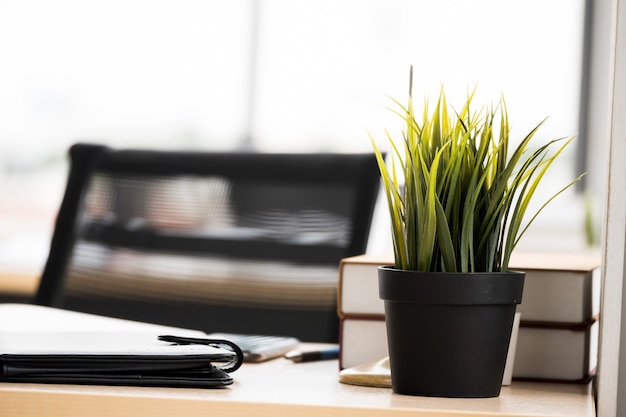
[{"x1": 370, "y1": 68, "x2": 582, "y2": 398}]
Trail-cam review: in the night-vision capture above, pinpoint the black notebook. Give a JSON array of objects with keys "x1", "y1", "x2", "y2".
[
  {"x1": 0, "y1": 330, "x2": 243, "y2": 388},
  {"x1": 0, "y1": 305, "x2": 309, "y2": 388}
]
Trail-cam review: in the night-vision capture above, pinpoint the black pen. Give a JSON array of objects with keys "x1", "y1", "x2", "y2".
[{"x1": 285, "y1": 346, "x2": 339, "y2": 363}]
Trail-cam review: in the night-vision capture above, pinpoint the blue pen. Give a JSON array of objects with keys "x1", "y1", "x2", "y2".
[{"x1": 285, "y1": 346, "x2": 339, "y2": 363}]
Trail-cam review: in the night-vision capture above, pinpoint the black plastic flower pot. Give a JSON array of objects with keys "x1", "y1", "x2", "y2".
[{"x1": 378, "y1": 266, "x2": 524, "y2": 398}]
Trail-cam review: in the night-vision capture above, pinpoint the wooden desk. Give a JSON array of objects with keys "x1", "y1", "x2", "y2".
[
  {"x1": 1, "y1": 362, "x2": 595, "y2": 417},
  {"x1": 0, "y1": 305, "x2": 596, "y2": 417},
  {"x1": 0, "y1": 269, "x2": 39, "y2": 297}
]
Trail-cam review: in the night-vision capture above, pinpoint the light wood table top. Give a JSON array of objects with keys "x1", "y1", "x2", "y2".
[
  {"x1": 0, "y1": 304, "x2": 595, "y2": 417},
  {"x1": 0, "y1": 357, "x2": 595, "y2": 417},
  {"x1": 0, "y1": 269, "x2": 40, "y2": 296}
]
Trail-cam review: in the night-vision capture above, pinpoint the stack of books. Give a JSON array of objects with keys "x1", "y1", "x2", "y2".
[
  {"x1": 337, "y1": 252, "x2": 601, "y2": 383},
  {"x1": 337, "y1": 254, "x2": 389, "y2": 370},
  {"x1": 507, "y1": 252, "x2": 601, "y2": 383}
]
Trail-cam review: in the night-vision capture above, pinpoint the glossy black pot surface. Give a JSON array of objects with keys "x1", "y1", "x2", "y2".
[{"x1": 378, "y1": 267, "x2": 525, "y2": 398}]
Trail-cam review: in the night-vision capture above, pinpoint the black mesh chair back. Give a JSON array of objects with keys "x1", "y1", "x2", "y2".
[{"x1": 34, "y1": 144, "x2": 381, "y2": 342}]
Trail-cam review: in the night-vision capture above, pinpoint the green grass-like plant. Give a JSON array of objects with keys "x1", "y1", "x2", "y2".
[{"x1": 370, "y1": 72, "x2": 583, "y2": 272}]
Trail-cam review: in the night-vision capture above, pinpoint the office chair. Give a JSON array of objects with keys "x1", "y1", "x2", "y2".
[{"x1": 34, "y1": 143, "x2": 381, "y2": 342}]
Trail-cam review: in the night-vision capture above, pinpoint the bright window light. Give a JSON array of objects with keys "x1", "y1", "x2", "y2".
[{"x1": 0, "y1": 0, "x2": 590, "y2": 264}]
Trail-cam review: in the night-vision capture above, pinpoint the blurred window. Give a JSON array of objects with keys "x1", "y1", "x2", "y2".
[{"x1": 0, "y1": 0, "x2": 589, "y2": 257}]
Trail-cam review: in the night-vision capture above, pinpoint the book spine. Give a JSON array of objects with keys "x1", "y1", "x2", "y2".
[
  {"x1": 338, "y1": 314, "x2": 597, "y2": 382},
  {"x1": 338, "y1": 256, "x2": 600, "y2": 323},
  {"x1": 339, "y1": 316, "x2": 386, "y2": 370}
]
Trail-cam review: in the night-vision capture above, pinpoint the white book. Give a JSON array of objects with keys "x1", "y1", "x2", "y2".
[
  {"x1": 513, "y1": 321, "x2": 598, "y2": 382},
  {"x1": 339, "y1": 316, "x2": 597, "y2": 382},
  {"x1": 337, "y1": 255, "x2": 389, "y2": 317},
  {"x1": 509, "y1": 252, "x2": 601, "y2": 323},
  {"x1": 339, "y1": 317, "x2": 388, "y2": 370},
  {"x1": 338, "y1": 252, "x2": 601, "y2": 323}
]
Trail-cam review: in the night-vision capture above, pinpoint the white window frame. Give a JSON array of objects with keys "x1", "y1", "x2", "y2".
[{"x1": 595, "y1": 0, "x2": 626, "y2": 415}]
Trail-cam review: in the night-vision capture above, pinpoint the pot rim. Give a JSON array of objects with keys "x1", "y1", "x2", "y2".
[
  {"x1": 378, "y1": 265, "x2": 525, "y2": 275},
  {"x1": 378, "y1": 266, "x2": 525, "y2": 305}
]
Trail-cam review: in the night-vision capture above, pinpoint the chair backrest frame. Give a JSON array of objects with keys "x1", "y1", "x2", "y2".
[{"x1": 35, "y1": 143, "x2": 382, "y2": 342}]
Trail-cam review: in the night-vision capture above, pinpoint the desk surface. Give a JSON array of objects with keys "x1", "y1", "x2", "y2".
[
  {"x1": 0, "y1": 304, "x2": 595, "y2": 417},
  {"x1": 1, "y1": 361, "x2": 594, "y2": 417},
  {"x1": 0, "y1": 269, "x2": 40, "y2": 296}
]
